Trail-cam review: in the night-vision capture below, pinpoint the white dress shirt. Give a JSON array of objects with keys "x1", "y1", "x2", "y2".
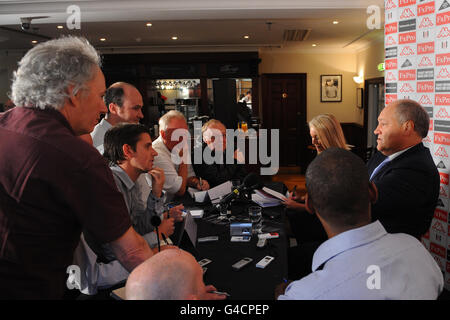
[
  {"x1": 152, "y1": 136, "x2": 196, "y2": 200},
  {"x1": 91, "y1": 118, "x2": 112, "y2": 150},
  {"x1": 278, "y1": 221, "x2": 443, "y2": 300}
]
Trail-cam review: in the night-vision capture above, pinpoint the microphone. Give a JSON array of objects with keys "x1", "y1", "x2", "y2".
[
  {"x1": 219, "y1": 172, "x2": 261, "y2": 206},
  {"x1": 151, "y1": 215, "x2": 162, "y2": 252}
]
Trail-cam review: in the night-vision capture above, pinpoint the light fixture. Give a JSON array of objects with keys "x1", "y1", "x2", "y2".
[
  {"x1": 31, "y1": 40, "x2": 38, "y2": 44},
  {"x1": 353, "y1": 75, "x2": 364, "y2": 84},
  {"x1": 312, "y1": 44, "x2": 317, "y2": 47},
  {"x1": 171, "y1": 36, "x2": 178, "y2": 40},
  {"x1": 146, "y1": 22, "x2": 152, "y2": 27},
  {"x1": 100, "y1": 38, "x2": 106, "y2": 42},
  {"x1": 244, "y1": 35, "x2": 249, "y2": 39},
  {"x1": 57, "y1": 25, "x2": 63, "y2": 29},
  {"x1": 333, "y1": 21, "x2": 339, "y2": 25}
]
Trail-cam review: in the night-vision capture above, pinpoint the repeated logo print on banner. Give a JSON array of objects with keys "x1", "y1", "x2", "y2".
[{"x1": 386, "y1": 0, "x2": 450, "y2": 288}]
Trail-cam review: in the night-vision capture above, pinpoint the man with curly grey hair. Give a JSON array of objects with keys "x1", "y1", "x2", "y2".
[{"x1": 0, "y1": 36, "x2": 154, "y2": 299}]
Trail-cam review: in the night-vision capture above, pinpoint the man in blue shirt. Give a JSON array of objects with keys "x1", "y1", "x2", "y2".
[{"x1": 277, "y1": 148, "x2": 443, "y2": 300}]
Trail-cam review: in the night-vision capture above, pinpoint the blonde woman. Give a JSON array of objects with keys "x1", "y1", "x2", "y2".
[
  {"x1": 281, "y1": 114, "x2": 350, "y2": 280},
  {"x1": 283, "y1": 114, "x2": 349, "y2": 210},
  {"x1": 308, "y1": 113, "x2": 350, "y2": 154}
]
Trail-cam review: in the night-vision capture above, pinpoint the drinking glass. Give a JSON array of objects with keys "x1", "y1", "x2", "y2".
[{"x1": 248, "y1": 206, "x2": 262, "y2": 234}]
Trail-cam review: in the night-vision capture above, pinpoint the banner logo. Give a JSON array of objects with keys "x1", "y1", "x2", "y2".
[
  {"x1": 418, "y1": 1, "x2": 435, "y2": 16},
  {"x1": 419, "y1": 94, "x2": 433, "y2": 105},
  {"x1": 419, "y1": 16, "x2": 434, "y2": 28},
  {"x1": 399, "y1": 0, "x2": 417, "y2": 7},
  {"x1": 435, "y1": 133, "x2": 450, "y2": 146},
  {"x1": 436, "y1": 53, "x2": 450, "y2": 65},
  {"x1": 438, "y1": 26, "x2": 450, "y2": 38},
  {"x1": 419, "y1": 55, "x2": 434, "y2": 66},
  {"x1": 436, "y1": 108, "x2": 450, "y2": 118},
  {"x1": 438, "y1": 67, "x2": 450, "y2": 78},
  {"x1": 417, "y1": 81, "x2": 434, "y2": 92},
  {"x1": 399, "y1": 69, "x2": 416, "y2": 80},
  {"x1": 435, "y1": 146, "x2": 449, "y2": 157},
  {"x1": 418, "y1": 41, "x2": 435, "y2": 54},
  {"x1": 386, "y1": 36, "x2": 398, "y2": 45},
  {"x1": 439, "y1": 0, "x2": 450, "y2": 11},
  {"x1": 436, "y1": 94, "x2": 450, "y2": 105},
  {"x1": 437, "y1": 11, "x2": 450, "y2": 25},
  {"x1": 400, "y1": 8, "x2": 416, "y2": 19},
  {"x1": 385, "y1": 22, "x2": 398, "y2": 34},
  {"x1": 386, "y1": 0, "x2": 397, "y2": 10},
  {"x1": 386, "y1": 58, "x2": 398, "y2": 69}
]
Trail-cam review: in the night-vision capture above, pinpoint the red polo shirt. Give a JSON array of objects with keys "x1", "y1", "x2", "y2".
[{"x1": 0, "y1": 107, "x2": 131, "y2": 299}]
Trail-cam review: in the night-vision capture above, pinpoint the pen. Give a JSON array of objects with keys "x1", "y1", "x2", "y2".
[
  {"x1": 212, "y1": 290, "x2": 231, "y2": 297},
  {"x1": 199, "y1": 177, "x2": 203, "y2": 189}
]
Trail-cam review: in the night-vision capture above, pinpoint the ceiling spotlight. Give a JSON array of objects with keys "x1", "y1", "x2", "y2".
[
  {"x1": 146, "y1": 22, "x2": 152, "y2": 27},
  {"x1": 100, "y1": 38, "x2": 106, "y2": 42},
  {"x1": 57, "y1": 25, "x2": 63, "y2": 29},
  {"x1": 244, "y1": 35, "x2": 250, "y2": 39},
  {"x1": 31, "y1": 40, "x2": 38, "y2": 44},
  {"x1": 312, "y1": 44, "x2": 317, "y2": 47},
  {"x1": 171, "y1": 36, "x2": 178, "y2": 40},
  {"x1": 333, "y1": 21, "x2": 339, "y2": 24}
]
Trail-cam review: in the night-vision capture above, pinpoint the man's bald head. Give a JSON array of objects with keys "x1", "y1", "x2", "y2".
[
  {"x1": 125, "y1": 249, "x2": 205, "y2": 300},
  {"x1": 104, "y1": 82, "x2": 143, "y2": 124}
]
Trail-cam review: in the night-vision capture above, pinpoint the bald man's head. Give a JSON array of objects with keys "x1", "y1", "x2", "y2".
[
  {"x1": 104, "y1": 82, "x2": 144, "y2": 125},
  {"x1": 125, "y1": 249, "x2": 205, "y2": 300}
]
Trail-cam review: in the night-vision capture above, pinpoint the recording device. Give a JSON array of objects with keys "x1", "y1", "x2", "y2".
[
  {"x1": 198, "y1": 236, "x2": 219, "y2": 242},
  {"x1": 219, "y1": 172, "x2": 261, "y2": 206},
  {"x1": 256, "y1": 238, "x2": 267, "y2": 248},
  {"x1": 256, "y1": 256, "x2": 275, "y2": 269},
  {"x1": 198, "y1": 258, "x2": 212, "y2": 267},
  {"x1": 258, "y1": 232, "x2": 279, "y2": 240},
  {"x1": 230, "y1": 235, "x2": 251, "y2": 242},
  {"x1": 232, "y1": 257, "x2": 253, "y2": 271},
  {"x1": 230, "y1": 222, "x2": 252, "y2": 236},
  {"x1": 150, "y1": 215, "x2": 162, "y2": 252}
]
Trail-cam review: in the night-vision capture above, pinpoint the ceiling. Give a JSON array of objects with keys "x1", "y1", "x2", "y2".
[{"x1": 0, "y1": 0, "x2": 385, "y2": 53}]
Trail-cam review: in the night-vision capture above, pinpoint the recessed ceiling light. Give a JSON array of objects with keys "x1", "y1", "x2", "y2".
[
  {"x1": 146, "y1": 23, "x2": 152, "y2": 27},
  {"x1": 100, "y1": 38, "x2": 106, "y2": 42},
  {"x1": 171, "y1": 36, "x2": 178, "y2": 40},
  {"x1": 333, "y1": 21, "x2": 339, "y2": 24},
  {"x1": 244, "y1": 35, "x2": 250, "y2": 39},
  {"x1": 57, "y1": 25, "x2": 63, "y2": 29},
  {"x1": 31, "y1": 40, "x2": 38, "y2": 44},
  {"x1": 312, "y1": 44, "x2": 317, "y2": 47}
]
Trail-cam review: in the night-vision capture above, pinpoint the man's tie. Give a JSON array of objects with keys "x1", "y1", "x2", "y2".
[{"x1": 369, "y1": 157, "x2": 390, "y2": 181}]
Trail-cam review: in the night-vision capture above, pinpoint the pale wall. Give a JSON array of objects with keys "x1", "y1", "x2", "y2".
[
  {"x1": 259, "y1": 50, "x2": 359, "y2": 124},
  {"x1": 259, "y1": 42, "x2": 385, "y2": 126},
  {"x1": 355, "y1": 40, "x2": 385, "y2": 124}
]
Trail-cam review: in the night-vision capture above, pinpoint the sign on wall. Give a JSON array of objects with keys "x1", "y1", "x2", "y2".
[{"x1": 385, "y1": 0, "x2": 450, "y2": 290}]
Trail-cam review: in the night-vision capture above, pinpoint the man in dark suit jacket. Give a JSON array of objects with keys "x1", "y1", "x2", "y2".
[
  {"x1": 193, "y1": 119, "x2": 247, "y2": 188},
  {"x1": 368, "y1": 99, "x2": 439, "y2": 239}
]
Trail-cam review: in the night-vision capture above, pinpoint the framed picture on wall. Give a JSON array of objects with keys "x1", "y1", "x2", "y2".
[{"x1": 320, "y1": 75, "x2": 342, "y2": 102}]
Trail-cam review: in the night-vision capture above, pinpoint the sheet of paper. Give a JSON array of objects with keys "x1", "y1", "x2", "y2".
[
  {"x1": 184, "y1": 212, "x2": 198, "y2": 247},
  {"x1": 207, "y1": 180, "x2": 232, "y2": 203},
  {"x1": 188, "y1": 187, "x2": 208, "y2": 203},
  {"x1": 262, "y1": 187, "x2": 287, "y2": 200}
]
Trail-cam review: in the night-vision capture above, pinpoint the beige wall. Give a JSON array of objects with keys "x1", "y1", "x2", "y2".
[
  {"x1": 259, "y1": 42, "x2": 385, "y2": 126},
  {"x1": 355, "y1": 40, "x2": 385, "y2": 124},
  {"x1": 259, "y1": 50, "x2": 358, "y2": 124}
]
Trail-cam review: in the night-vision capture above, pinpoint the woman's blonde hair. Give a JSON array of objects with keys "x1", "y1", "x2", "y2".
[{"x1": 309, "y1": 114, "x2": 350, "y2": 152}]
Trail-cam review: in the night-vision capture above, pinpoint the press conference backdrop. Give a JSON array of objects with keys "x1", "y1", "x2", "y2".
[{"x1": 384, "y1": 0, "x2": 450, "y2": 290}]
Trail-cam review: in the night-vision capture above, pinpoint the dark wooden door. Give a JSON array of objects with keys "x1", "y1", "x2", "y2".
[{"x1": 261, "y1": 74, "x2": 307, "y2": 169}]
